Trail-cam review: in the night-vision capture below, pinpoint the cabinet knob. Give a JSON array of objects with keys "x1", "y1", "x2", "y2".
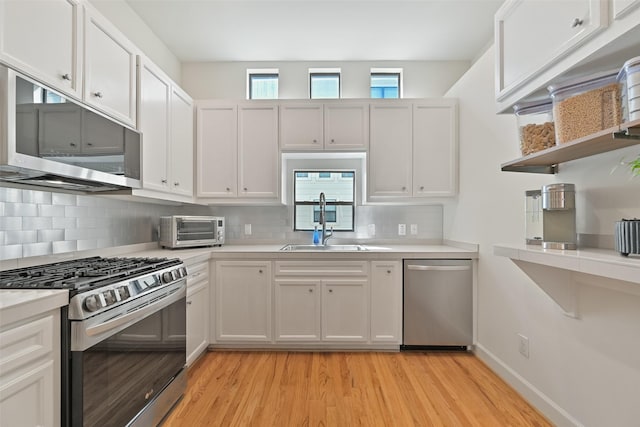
[
  {"x1": 174, "y1": 182, "x2": 179, "y2": 186},
  {"x1": 402, "y1": 186, "x2": 406, "y2": 191},
  {"x1": 87, "y1": 142, "x2": 93, "y2": 146},
  {"x1": 61, "y1": 73, "x2": 71, "y2": 81},
  {"x1": 328, "y1": 289, "x2": 333, "y2": 293},
  {"x1": 571, "y1": 18, "x2": 583, "y2": 27},
  {"x1": 226, "y1": 187, "x2": 231, "y2": 191},
  {"x1": 161, "y1": 179, "x2": 167, "y2": 183},
  {"x1": 330, "y1": 139, "x2": 335, "y2": 144},
  {"x1": 244, "y1": 187, "x2": 248, "y2": 191},
  {"x1": 312, "y1": 139, "x2": 318, "y2": 143},
  {"x1": 387, "y1": 270, "x2": 392, "y2": 274},
  {"x1": 419, "y1": 185, "x2": 424, "y2": 191},
  {"x1": 258, "y1": 269, "x2": 263, "y2": 274},
  {"x1": 187, "y1": 301, "x2": 192, "y2": 305},
  {"x1": 93, "y1": 91, "x2": 103, "y2": 98},
  {"x1": 69, "y1": 142, "x2": 76, "y2": 147},
  {"x1": 309, "y1": 288, "x2": 313, "y2": 293}
]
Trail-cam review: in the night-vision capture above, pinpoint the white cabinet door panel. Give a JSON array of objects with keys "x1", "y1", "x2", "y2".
[
  {"x1": 238, "y1": 104, "x2": 279, "y2": 198},
  {"x1": 197, "y1": 104, "x2": 237, "y2": 197},
  {"x1": 279, "y1": 103, "x2": 323, "y2": 150},
  {"x1": 322, "y1": 279, "x2": 368, "y2": 342},
  {"x1": 324, "y1": 102, "x2": 369, "y2": 150},
  {"x1": 274, "y1": 279, "x2": 321, "y2": 341},
  {"x1": 170, "y1": 86, "x2": 194, "y2": 196},
  {"x1": 370, "y1": 261, "x2": 401, "y2": 343},
  {"x1": 0, "y1": 0, "x2": 81, "y2": 98}
]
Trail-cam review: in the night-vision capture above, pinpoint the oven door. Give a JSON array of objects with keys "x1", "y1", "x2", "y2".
[
  {"x1": 69, "y1": 282, "x2": 186, "y2": 427},
  {"x1": 176, "y1": 217, "x2": 217, "y2": 245}
]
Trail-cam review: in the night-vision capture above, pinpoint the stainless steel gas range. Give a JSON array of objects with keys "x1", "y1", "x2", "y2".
[{"x1": 0, "y1": 256, "x2": 188, "y2": 427}]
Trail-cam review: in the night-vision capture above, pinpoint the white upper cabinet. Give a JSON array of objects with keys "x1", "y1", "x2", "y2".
[
  {"x1": 495, "y1": 0, "x2": 608, "y2": 102},
  {"x1": 169, "y1": 85, "x2": 194, "y2": 197},
  {"x1": 84, "y1": 5, "x2": 137, "y2": 126},
  {"x1": 280, "y1": 102, "x2": 324, "y2": 150},
  {"x1": 368, "y1": 102, "x2": 413, "y2": 198},
  {"x1": 0, "y1": 0, "x2": 82, "y2": 98},
  {"x1": 412, "y1": 100, "x2": 458, "y2": 197},
  {"x1": 196, "y1": 101, "x2": 280, "y2": 203},
  {"x1": 280, "y1": 101, "x2": 369, "y2": 151},
  {"x1": 238, "y1": 103, "x2": 279, "y2": 198},
  {"x1": 324, "y1": 102, "x2": 369, "y2": 150},
  {"x1": 197, "y1": 103, "x2": 238, "y2": 198},
  {"x1": 137, "y1": 57, "x2": 194, "y2": 200},
  {"x1": 138, "y1": 58, "x2": 170, "y2": 193}
]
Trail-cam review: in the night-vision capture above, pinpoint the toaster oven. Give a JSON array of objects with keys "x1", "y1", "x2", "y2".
[{"x1": 160, "y1": 216, "x2": 225, "y2": 248}]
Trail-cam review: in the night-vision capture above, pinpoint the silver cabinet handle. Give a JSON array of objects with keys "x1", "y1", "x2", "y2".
[
  {"x1": 62, "y1": 73, "x2": 71, "y2": 81},
  {"x1": 93, "y1": 91, "x2": 103, "y2": 98},
  {"x1": 407, "y1": 265, "x2": 470, "y2": 271},
  {"x1": 572, "y1": 18, "x2": 583, "y2": 27}
]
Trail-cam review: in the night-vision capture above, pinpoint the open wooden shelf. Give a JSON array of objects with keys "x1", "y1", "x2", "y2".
[{"x1": 501, "y1": 118, "x2": 640, "y2": 174}]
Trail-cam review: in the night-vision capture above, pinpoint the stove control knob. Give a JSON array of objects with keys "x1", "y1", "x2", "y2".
[
  {"x1": 162, "y1": 271, "x2": 174, "y2": 283},
  {"x1": 103, "y1": 290, "x2": 116, "y2": 306},
  {"x1": 118, "y1": 286, "x2": 130, "y2": 300},
  {"x1": 84, "y1": 295, "x2": 101, "y2": 312},
  {"x1": 181, "y1": 267, "x2": 188, "y2": 277}
]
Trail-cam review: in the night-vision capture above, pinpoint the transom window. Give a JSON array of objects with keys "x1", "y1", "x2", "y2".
[
  {"x1": 247, "y1": 69, "x2": 279, "y2": 99},
  {"x1": 371, "y1": 68, "x2": 402, "y2": 98},
  {"x1": 309, "y1": 68, "x2": 341, "y2": 99},
  {"x1": 293, "y1": 170, "x2": 355, "y2": 231}
]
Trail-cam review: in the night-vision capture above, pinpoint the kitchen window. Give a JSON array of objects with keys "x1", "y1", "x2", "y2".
[
  {"x1": 247, "y1": 68, "x2": 279, "y2": 99},
  {"x1": 309, "y1": 68, "x2": 341, "y2": 99},
  {"x1": 293, "y1": 170, "x2": 355, "y2": 231},
  {"x1": 371, "y1": 68, "x2": 402, "y2": 98}
]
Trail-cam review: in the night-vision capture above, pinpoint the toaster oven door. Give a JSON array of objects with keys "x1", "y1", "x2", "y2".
[{"x1": 176, "y1": 218, "x2": 217, "y2": 243}]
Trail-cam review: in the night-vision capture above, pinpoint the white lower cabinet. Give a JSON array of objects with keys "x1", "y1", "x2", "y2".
[
  {"x1": 215, "y1": 261, "x2": 272, "y2": 342},
  {"x1": 186, "y1": 261, "x2": 209, "y2": 365},
  {"x1": 274, "y1": 279, "x2": 321, "y2": 341},
  {"x1": 370, "y1": 261, "x2": 402, "y2": 343},
  {"x1": 322, "y1": 279, "x2": 368, "y2": 342},
  {"x1": 0, "y1": 311, "x2": 60, "y2": 427}
]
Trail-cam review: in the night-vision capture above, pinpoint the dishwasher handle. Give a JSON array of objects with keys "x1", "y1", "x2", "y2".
[{"x1": 406, "y1": 265, "x2": 470, "y2": 272}]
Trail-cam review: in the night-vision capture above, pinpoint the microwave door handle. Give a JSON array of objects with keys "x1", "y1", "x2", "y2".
[{"x1": 406, "y1": 265, "x2": 471, "y2": 271}]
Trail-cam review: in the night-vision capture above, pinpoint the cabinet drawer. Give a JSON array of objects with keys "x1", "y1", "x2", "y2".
[
  {"x1": 0, "y1": 315, "x2": 54, "y2": 378},
  {"x1": 275, "y1": 261, "x2": 369, "y2": 276},
  {"x1": 187, "y1": 262, "x2": 209, "y2": 283}
]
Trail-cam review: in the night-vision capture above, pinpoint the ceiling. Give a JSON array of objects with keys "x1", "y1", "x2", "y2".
[{"x1": 124, "y1": 0, "x2": 504, "y2": 63}]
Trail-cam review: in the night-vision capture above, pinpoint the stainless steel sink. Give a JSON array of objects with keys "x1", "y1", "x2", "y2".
[{"x1": 280, "y1": 244, "x2": 369, "y2": 251}]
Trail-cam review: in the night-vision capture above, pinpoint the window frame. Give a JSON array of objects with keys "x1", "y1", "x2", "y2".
[
  {"x1": 370, "y1": 68, "x2": 403, "y2": 99},
  {"x1": 309, "y1": 68, "x2": 341, "y2": 99},
  {"x1": 247, "y1": 68, "x2": 279, "y2": 100},
  {"x1": 292, "y1": 169, "x2": 355, "y2": 232}
]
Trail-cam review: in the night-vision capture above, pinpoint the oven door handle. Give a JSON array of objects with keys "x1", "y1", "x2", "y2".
[{"x1": 86, "y1": 287, "x2": 184, "y2": 337}]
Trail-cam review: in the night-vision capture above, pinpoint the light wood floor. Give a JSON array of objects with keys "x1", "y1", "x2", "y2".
[{"x1": 163, "y1": 351, "x2": 552, "y2": 427}]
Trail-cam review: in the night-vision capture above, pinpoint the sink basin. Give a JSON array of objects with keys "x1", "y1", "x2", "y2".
[{"x1": 280, "y1": 244, "x2": 369, "y2": 251}]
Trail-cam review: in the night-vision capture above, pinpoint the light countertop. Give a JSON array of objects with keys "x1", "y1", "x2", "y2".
[{"x1": 0, "y1": 289, "x2": 68, "y2": 328}]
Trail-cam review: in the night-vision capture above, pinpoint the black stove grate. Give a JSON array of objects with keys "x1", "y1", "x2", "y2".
[{"x1": 0, "y1": 256, "x2": 181, "y2": 294}]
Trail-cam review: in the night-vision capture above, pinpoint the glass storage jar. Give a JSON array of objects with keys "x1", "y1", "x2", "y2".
[
  {"x1": 513, "y1": 100, "x2": 556, "y2": 156},
  {"x1": 548, "y1": 70, "x2": 622, "y2": 144},
  {"x1": 617, "y1": 56, "x2": 640, "y2": 122}
]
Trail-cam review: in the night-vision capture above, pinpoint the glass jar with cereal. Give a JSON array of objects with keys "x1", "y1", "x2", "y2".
[{"x1": 514, "y1": 100, "x2": 556, "y2": 156}]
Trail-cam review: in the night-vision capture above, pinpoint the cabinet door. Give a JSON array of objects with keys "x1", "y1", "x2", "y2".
[
  {"x1": 196, "y1": 104, "x2": 237, "y2": 198},
  {"x1": 370, "y1": 261, "x2": 401, "y2": 343},
  {"x1": 274, "y1": 279, "x2": 321, "y2": 341},
  {"x1": 0, "y1": 0, "x2": 82, "y2": 98},
  {"x1": 187, "y1": 281, "x2": 208, "y2": 366},
  {"x1": 169, "y1": 86, "x2": 194, "y2": 197},
  {"x1": 324, "y1": 102, "x2": 369, "y2": 150},
  {"x1": 84, "y1": 6, "x2": 137, "y2": 126},
  {"x1": 138, "y1": 59, "x2": 170, "y2": 192},
  {"x1": 368, "y1": 103, "x2": 412, "y2": 199},
  {"x1": 495, "y1": 0, "x2": 607, "y2": 101},
  {"x1": 0, "y1": 361, "x2": 55, "y2": 427},
  {"x1": 238, "y1": 104, "x2": 279, "y2": 198},
  {"x1": 412, "y1": 100, "x2": 458, "y2": 197},
  {"x1": 322, "y1": 279, "x2": 368, "y2": 342},
  {"x1": 279, "y1": 103, "x2": 323, "y2": 150},
  {"x1": 215, "y1": 261, "x2": 272, "y2": 342},
  {"x1": 82, "y1": 110, "x2": 125, "y2": 154}
]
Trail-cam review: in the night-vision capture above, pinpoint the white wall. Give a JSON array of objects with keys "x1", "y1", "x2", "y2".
[
  {"x1": 444, "y1": 46, "x2": 640, "y2": 426},
  {"x1": 88, "y1": 0, "x2": 182, "y2": 83},
  {"x1": 181, "y1": 60, "x2": 470, "y2": 99}
]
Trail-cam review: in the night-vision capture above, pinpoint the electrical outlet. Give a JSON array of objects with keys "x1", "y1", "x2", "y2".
[
  {"x1": 368, "y1": 224, "x2": 376, "y2": 236},
  {"x1": 518, "y1": 333, "x2": 530, "y2": 359},
  {"x1": 410, "y1": 224, "x2": 418, "y2": 235},
  {"x1": 244, "y1": 224, "x2": 252, "y2": 235},
  {"x1": 398, "y1": 224, "x2": 406, "y2": 236}
]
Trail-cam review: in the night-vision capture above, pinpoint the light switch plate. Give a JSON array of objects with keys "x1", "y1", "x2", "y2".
[
  {"x1": 368, "y1": 224, "x2": 376, "y2": 236},
  {"x1": 410, "y1": 224, "x2": 418, "y2": 235},
  {"x1": 398, "y1": 224, "x2": 406, "y2": 236},
  {"x1": 244, "y1": 224, "x2": 252, "y2": 235}
]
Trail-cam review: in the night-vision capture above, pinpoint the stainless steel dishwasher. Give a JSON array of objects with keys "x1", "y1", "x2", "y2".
[{"x1": 402, "y1": 259, "x2": 472, "y2": 350}]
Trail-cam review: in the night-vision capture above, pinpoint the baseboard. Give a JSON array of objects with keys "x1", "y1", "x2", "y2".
[{"x1": 474, "y1": 343, "x2": 583, "y2": 427}]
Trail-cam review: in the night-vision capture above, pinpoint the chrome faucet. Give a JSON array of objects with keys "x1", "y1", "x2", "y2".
[{"x1": 318, "y1": 192, "x2": 333, "y2": 245}]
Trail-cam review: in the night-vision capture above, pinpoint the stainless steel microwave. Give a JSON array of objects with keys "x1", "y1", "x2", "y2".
[
  {"x1": 0, "y1": 65, "x2": 141, "y2": 192},
  {"x1": 160, "y1": 216, "x2": 225, "y2": 249}
]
